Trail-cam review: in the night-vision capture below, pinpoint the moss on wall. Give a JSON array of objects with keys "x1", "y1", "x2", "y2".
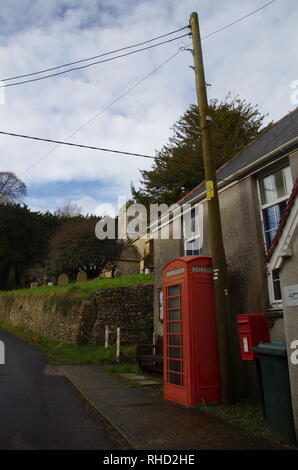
[{"x1": 0, "y1": 284, "x2": 153, "y2": 345}]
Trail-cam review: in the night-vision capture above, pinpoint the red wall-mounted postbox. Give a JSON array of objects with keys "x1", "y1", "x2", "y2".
[
  {"x1": 162, "y1": 256, "x2": 220, "y2": 407},
  {"x1": 237, "y1": 314, "x2": 270, "y2": 360}
]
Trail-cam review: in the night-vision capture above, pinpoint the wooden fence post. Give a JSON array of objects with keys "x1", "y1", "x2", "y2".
[
  {"x1": 116, "y1": 327, "x2": 120, "y2": 362},
  {"x1": 105, "y1": 325, "x2": 109, "y2": 349}
]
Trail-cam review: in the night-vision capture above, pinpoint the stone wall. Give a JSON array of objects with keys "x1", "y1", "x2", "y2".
[
  {"x1": 0, "y1": 283, "x2": 154, "y2": 345},
  {"x1": 0, "y1": 293, "x2": 83, "y2": 343},
  {"x1": 90, "y1": 284, "x2": 153, "y2": 345}
]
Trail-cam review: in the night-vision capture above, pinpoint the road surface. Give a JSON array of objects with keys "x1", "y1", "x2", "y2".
[{"x1": 0, "y1": 329, "x2": 125, "y2": 450}]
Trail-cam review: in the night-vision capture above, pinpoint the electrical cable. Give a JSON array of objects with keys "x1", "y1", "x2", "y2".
[
  {"x1": 1, "y1": 33, "x2": 189, "y2": 88},
  {"x1": 202, "y1": 0, "x2": 277, "y2": 40},
  {"x1": 0, "y1": 130, "x2": 155, "y2": 159},
  {"x1": 20, "y1": 50, "x2": 180, "y2": 176},
  {"x1": 2, "y1": 0, "x2": 278, "y2": 174},
  {"x1": 1, "y1": 25, "x2": 188, "y2": 82},
  {"x1": 1, "y1": 1, "x2": 276, "y2": 88}
]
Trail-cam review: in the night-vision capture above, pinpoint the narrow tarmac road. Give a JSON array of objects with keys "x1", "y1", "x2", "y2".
[{"x1": 0, "y1": 330, "x2": 125, "y2": 450}]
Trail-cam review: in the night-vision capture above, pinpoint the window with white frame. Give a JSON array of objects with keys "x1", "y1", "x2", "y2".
[
  {"x1": 258, "y1": 165, "x2": 293, "y2": 308},
  {"x1": 183, "y1": 205, "x2": 203, "y2": 256},
  {"x1": 259, "y1": 166, "x2": 293, "y2": 250}
]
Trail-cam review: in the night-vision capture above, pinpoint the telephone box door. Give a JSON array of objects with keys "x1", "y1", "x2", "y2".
[
  {"x1": 163, "y1": 279, "x2": 189, "y2": 406},
  {"x1": 163, "y1": 256, "x2": 220, "y2": 407}
]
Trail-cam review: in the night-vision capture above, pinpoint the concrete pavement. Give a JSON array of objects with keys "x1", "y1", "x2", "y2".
[
  {"x1": 1, "y1": 328, "x2": 292, "y2": 450},
  {"x1": 47, "y1": 364, "x2": 290, "y2": 450}
]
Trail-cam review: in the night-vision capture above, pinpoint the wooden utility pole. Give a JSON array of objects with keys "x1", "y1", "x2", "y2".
[{"x1": 189, "y1": 12, "x2": 235, "y2": 405}]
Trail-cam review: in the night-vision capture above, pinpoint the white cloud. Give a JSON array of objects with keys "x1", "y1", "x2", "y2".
[{"x1": 0, "y1": 0, "x2": 296, "y2": 213}]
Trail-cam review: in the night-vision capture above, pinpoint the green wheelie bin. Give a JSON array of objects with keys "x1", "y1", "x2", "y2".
[{"x1": 253, "y1": 341, "x2": 296, "y2": 445}]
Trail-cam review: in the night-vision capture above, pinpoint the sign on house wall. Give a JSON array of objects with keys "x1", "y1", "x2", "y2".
[{"x1": 284, "y1": 284, "x2": 298, "y2": 307}]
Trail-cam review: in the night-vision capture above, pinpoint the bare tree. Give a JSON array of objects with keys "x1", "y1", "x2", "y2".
[
  {"x1": 0, "y1": 172, "x2": 27, "y2": 204},
  {"x1": 54, "y1": 199, "x2": 82, "y2": 218}
]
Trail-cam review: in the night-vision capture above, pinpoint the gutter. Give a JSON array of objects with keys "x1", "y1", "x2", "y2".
[
  {"x1": 183, "y1": 135, "x2": 298, "y2": 207},
  {"x1": 133, "y1": 135, "x2": 298, "y2": 237}
]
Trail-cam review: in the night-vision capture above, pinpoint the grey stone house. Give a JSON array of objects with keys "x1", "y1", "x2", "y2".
[
  {"x1": 266, "y1": 177, "x2": 298, "y2": 439},
  {"x1": 149, "y1": 108, "x2": 298, "y2": 406}
]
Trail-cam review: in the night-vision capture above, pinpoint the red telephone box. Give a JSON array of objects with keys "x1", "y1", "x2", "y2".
[{"x1": 163, "y1": 256, "x2": 220, "y2": 407}]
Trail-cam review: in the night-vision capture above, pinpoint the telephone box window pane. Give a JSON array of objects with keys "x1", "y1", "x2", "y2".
[
  {"x1": 168, "y1": 347, "x2": 183, "y2": 359},
  {"x1": 169, "y1": 309, "x2": 181, "y2": 321},
  {"x1": 169, "y1": 322, "x2": 181, "y2": 333},
  {"x1": 169, "y1": 335, "x2": 182, "y2": 346},
  {"x1": 168, "y1": 359, "x2": 183, "y2": 372},
  {"x1": 159, "y1": 290, "x2": 163, "y2": 321},
  {"x1": 168, "y1": 285, "x2": 180, "y2": 297},
  {"x1": 168, "y1": 296, "x2": 180, "y2": 308},
  {"x1": 168, "y1": 372, "x2": 183, "y2": 386}
]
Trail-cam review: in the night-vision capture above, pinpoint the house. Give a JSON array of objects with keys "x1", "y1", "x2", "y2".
[
  {"x1": 135, "y1": 107, "x2": 298, "y2": 402},
  {"x1": 100, "y1": 244, "x2": 141, "y2": 278},
  {"x1": 266, "y1": 177, "x2": 298, "y2": 437}
]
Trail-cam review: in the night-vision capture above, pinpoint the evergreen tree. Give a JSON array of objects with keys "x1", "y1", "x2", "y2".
[
  {"x1": 0, "y1": 204, "x2": 59, "y2": 289},
  {"x1": 131, "y1": 95, "x2": 271, "y2": 206}
]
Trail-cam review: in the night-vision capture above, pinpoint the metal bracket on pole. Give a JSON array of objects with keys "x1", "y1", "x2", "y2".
[{"x1": 213, "y1": 268, "x2": 219, "y2": 281}]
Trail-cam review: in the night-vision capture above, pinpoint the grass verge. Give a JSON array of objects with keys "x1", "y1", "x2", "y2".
[
  {"x1": 0, "y1": 273, "x2": 154, "y2": 299},
  {"x1": 197, "y1": 399, "x2": 267, "y2": 437},
  {"x1": 0, "y1": 321, "x2": 136, "y2": 366},
  {"x1": 105, "y1": 363, "x2": 163, "y2": 389},
  {"x1": 105, "y1": 364, "x2": 145, "y2": 388}
]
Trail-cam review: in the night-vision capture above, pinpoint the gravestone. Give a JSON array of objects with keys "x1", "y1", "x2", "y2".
[
  {"x1": 77, "y1": 270, "x2": 87, "y2": 283},
  {"x1": 100, "y1": 268, "x2": 113, "y2": 279},
  {"x1": 30, "y1": 282, "x2": 38, "y2": 289},
  {"x1": 58, "y1": 273, "x2": 69, "y2": 287}
]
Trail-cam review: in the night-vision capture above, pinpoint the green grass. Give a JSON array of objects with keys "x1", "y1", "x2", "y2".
[
  {"x1": 0, "y1": 274, "x2": 154, "y2": 299},
  {"x1": 106, "y1": 363, "x2": 144, "y2": 375},
  {"x1": 197, "y1": 399, "x2": 267, "y2": 437},
  {"x1": 0, "y1": 321, "x2": 137, "y2": 365},
  {"x1": 105, "y1": 364, "x2": 144, "y2": 388},
  {"x1": 105, "y1": 363, "x2": 159, "y2": 388}
]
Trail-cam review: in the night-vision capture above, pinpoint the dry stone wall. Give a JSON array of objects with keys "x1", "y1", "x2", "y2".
[
  {"x1": 90, "y1": 284, "x2": 153, "y2": 345},
  {"x1": 0, "y1": 293, "x2": 82, "y2": 343},
  {"x1": 0, "y1": 283, "x2": 153, "y2": 345}
]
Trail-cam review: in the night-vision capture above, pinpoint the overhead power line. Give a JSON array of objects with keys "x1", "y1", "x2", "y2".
[
  {"x1": 201, "y1": 0, "x2": 277, "y2": 40},
  {"x1": 1, "y1": 25, "x2": 188, "y2": 82},
  {"x1": 0, "y1": 130, "x2": 155, "y2": 159},
  {"x1": 20, "y1": 50, "x2": 180, "y2": 176},
  {"x1": 6, "y1": 0, "x2": 278, "y2": 175},
  {"x1": 1, "y1": 1, "x2": 276, "y2": 89},
  {"x1": 1, "y1": 32, "x2": 189, "y2": 88}
]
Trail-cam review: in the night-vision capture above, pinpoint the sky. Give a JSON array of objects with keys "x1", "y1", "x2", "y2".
[{"x1": 0, "y1": 0, "x2": 297, "y2": 216}]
